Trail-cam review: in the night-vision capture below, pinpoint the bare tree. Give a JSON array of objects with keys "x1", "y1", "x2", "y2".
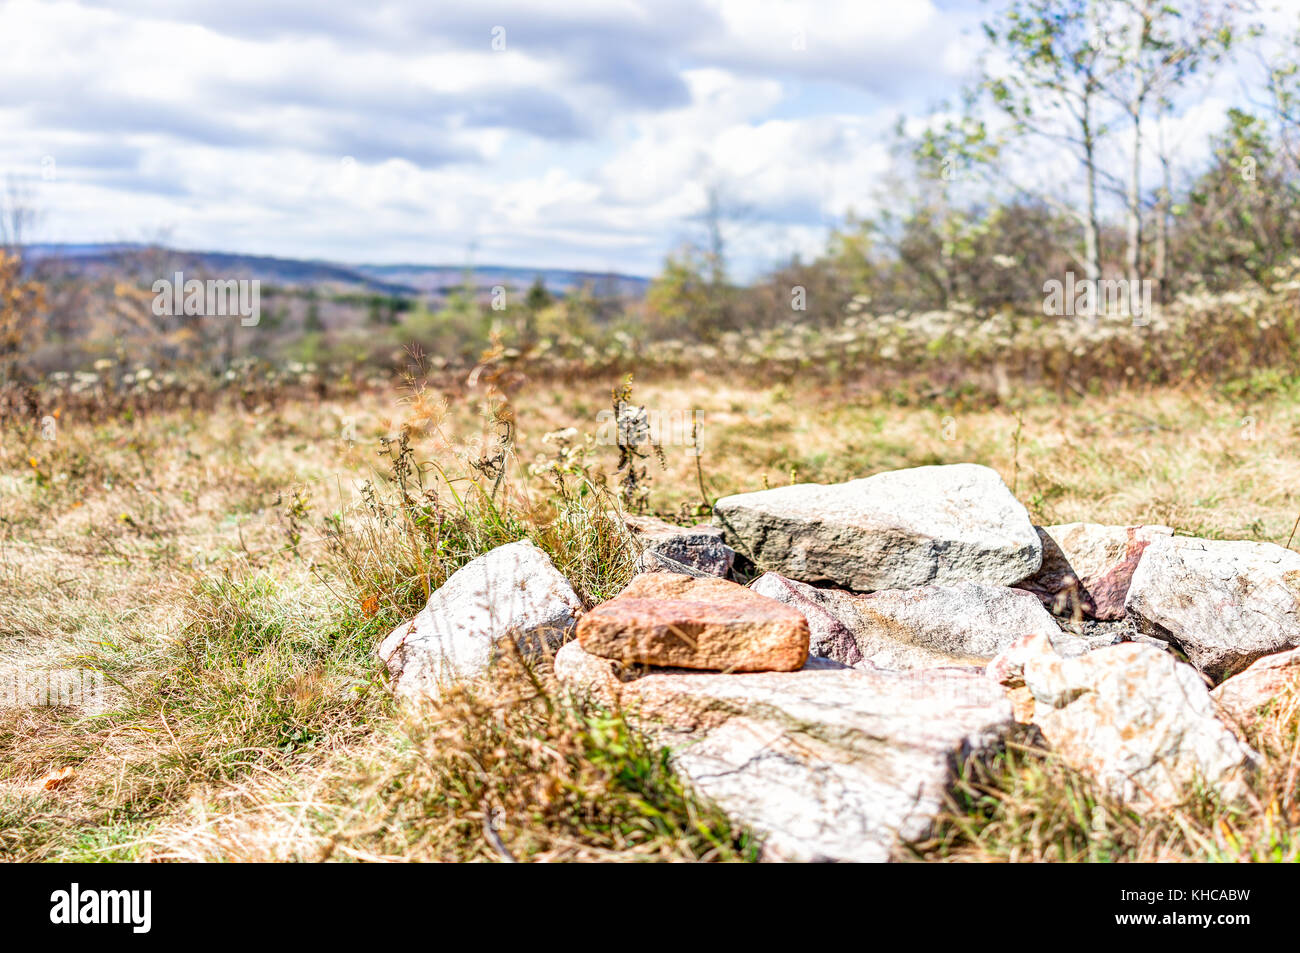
[
  {"x1": 1095, "y1": 0, "x2": 1247, "y2": 302},
  {"x1": 0, "y1": 179, "x2": 38, "y2": 255},
  {"x1": 0, "y1": 183, "x2": 45, "y2": 386},
  {"x1": 1264, "y1": 19, "x2": 1300, "y2": 170},
  {"x1": 980, "y1": 0, "x2": 1110, "y2": 281}
]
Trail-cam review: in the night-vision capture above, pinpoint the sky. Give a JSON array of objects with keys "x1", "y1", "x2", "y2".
[{"x1": 0, "y1": 0, "x2": 1296, "y2": 278}]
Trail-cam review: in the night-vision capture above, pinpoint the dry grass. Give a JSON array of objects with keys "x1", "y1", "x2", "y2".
[
  {"x1": 912, "y1": 686, "x2": 1300, "y2": 863},
  {"x1": 140, "y1": 651, "x2": 754, "y2": 863},
  {"x1": 3, "y1": 367, "x2": 1300, "y2": 861},
  {"x1": 480, "y1": 371, "x2": 1300, "y2": 542}
]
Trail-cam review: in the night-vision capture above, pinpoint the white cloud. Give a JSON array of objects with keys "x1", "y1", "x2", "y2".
[{"x1": 0, "y1": 0, "x2": 1286, "y2": 277}]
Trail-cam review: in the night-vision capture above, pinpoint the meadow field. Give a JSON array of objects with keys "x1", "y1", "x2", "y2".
[{"x1": 4, "y1": 364, "x2": 1300, "y2": 862}]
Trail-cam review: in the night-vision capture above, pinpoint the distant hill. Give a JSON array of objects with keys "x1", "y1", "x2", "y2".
[
  {"x1": 352, "y1": 262, "x2": 649, "y2": 299},
  {"x1": 21, "y1": 243, "x2": 651, "y2": 301}
]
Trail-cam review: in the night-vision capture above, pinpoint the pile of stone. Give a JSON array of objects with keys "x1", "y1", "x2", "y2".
[{"x1": 379, "y1": 463, "x2": 1300, "y2": 861}]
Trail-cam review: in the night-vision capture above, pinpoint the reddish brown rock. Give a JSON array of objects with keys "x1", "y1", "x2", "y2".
[
  {"x1": 1016, "y1": 523, "x2": 1172, "y2": 620},
  {"x1": 577, "y1": 573, "x2": 809, "y2": 672}
]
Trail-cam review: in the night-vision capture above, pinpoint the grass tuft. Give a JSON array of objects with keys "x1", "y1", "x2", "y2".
[
  {"x1": 911, "y1": 690, "x2": 1300, "y2": 863},
  {"x1": 316, "y1": 653, "x2": 756, "y2": 863}
]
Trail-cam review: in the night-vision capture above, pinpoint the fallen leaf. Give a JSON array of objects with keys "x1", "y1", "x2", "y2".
[{"x1": 40, "y1": 766, "x2": 75, "y2": 791}]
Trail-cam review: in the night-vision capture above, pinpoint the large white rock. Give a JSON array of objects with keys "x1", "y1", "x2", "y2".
[
  {"x1": 751, "y1": 573, "x2": 1067, "y2": 670},
  {"x1": 555, "y1": 641, "x2": 1014, "y2": 862},
  {"x1": 1023, "y1": 642, "x2": 1258, "y2": 807},
  {"x1": 377, "y1": 540, "x2": 581, "y2": 698},
  {"x1": 714, "y1": 463, "x2": 1041, "y2": 591},
  {"x1": 1125, "y1": 536, "x2": 1300, "y2": 681}
]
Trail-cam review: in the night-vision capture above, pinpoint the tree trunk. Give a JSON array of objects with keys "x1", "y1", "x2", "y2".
[
  {"x1": 1154, "y1": 114, "x2": 1172, "y2": 304},
  {"x1": 1081, "y1": 1, "x2": 1102, "y2": 283},
  {"x1": 1124, "y1": 1, "x2": 1153, "y2": 312},
  {"x1": 1126, "y1": 108, "x2": 1143, "y2": 305},
  {"x1": 1082, "y1": 104, "x2": 1102, "y2": 282}
]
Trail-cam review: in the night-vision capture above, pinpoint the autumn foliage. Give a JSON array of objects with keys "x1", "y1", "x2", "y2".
[{"x1": 0, "y1": 251, "x2": 44, "y2": 384}]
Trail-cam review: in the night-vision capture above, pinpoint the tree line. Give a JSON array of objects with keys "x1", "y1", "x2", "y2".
[{"x1": 646, "y1": 0, "x2": 1300, "y2": 337}]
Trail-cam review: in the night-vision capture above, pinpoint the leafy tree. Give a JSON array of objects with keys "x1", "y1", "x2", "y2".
[
  {"x1": 0, "y1": 251, "x2": 45, "y2": 386},
  {"x1": 525, "y1": 276, "x2": 552, "y2": 312},
  {"x1": 1174, "y1": 109, "x2": 1300, "y2": 290},
  {"x1": 645, "y1": 246, "x2": 716, "y2": 338},
  {"x1": 1093, "y1": 0, "x2": 1244, "y2": 296},
  {"x1": 1264, "y1": 18, "x2": 1300, "y2": 167},
  {"x1": 303, "y1": 291, "x2": 324, "y2": 333},
  {"x1": 366, "y1": 294, "x2": 401, "y2": 326}
]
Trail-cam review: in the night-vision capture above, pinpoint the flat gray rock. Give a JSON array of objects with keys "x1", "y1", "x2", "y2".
[
  {"x1": 377, "y1": 540, "x2": 581, "y2": 699},
  {"x1": 714, "y1": 463, "x2": 1041, "y2": 591},
  {"x1": 632, "y1": 549, "x2": 714, "y2": 579},
  {"x1": 1125, "y1": 536, "x2": 1300, "y2": 681},
  {"x1": 621, "y1": 514, "x2": 735, "y2": 577},
  {"x1": 849, "y1": 582, "x2": 1068, "y2": 669},
  {"x1": 554, "y1": 641, "x2": 1014, "y2": 862}
]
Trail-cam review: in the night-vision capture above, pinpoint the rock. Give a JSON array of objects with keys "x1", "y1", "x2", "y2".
[
  {"x1": 749, "y1": 572, "x2": 864, "y2": 665},
  {"x1": 633, "y1": 549, "x2": 713, "y2": 579},
  {"x1": 1017, "y1": 523, "x2": 1172, "y2": 619},
  {"x1": 1125, "y1": 536, "x2": 1300, "y2": 681},
  {"x1": 1000, "y1": 684, "x2": 1037, "y2": 724},
  {"x1": 984, "y1": 631, "x2": 1067, "y2": 724},
  {"x1": 1127, "y1": 631, "x2": 1178, "y2": 654},
  {"x1": 752, "y1": 573, "x2": 1064, "y2": 671},
  {"x1": 713, "y1": 463, "x2": 1041, "y2": 591},
  {"x1": 849, "y1": 583, "x2": 1066, "y2": 670},
  {"x1": 986, "y1": 619, "x2": 1145, "y2": 688},
  {"x1": 986, "y1": 631, "x2": 1056, "y2": 690},
  {"x1": 1212, "y1": 646, "x2": 1300, "y2": 728},
  {"x1": 1023, "y1": 642, "x2": 1258, "y2": 806},
  {"x1": 554, "y1": 633, "x2": 629, "y2": 705},
  {"x1": 555, "y1": 641, "x2": 1014, "y2": 861},
  {"x1": 377, "y1": 540, "x2": 581, "y2": 698},
  {"x1": 985, "y1": 621, "x2": 1165, "y2": 723},
  {"x1": 576, "y1": 573, "x2": 809, "y2": 672},
  {"x1": 620, "y1": 514, "x2": 735, "y2": 577},
  {"x1": 1055, "y1": 614, "x2": 1147, "y2": 649},
  {"x1": 552, "y1": 640, "x2": 855, "y2": 707}
]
